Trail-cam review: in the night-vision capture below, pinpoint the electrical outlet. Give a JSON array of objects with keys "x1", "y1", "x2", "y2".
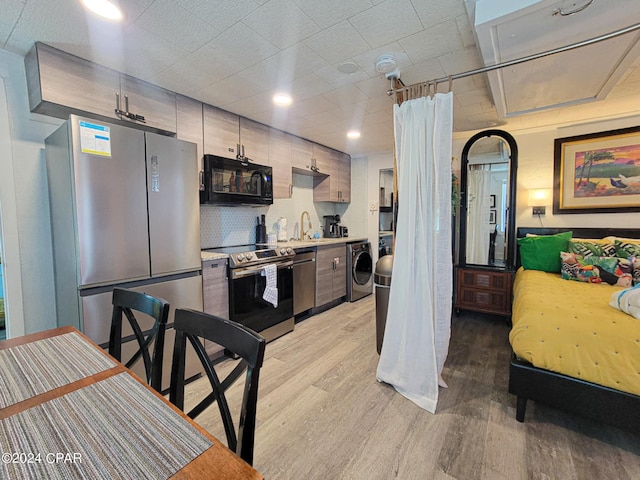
[
  {"x1": 369, "y1": 202, "x2": 378, "y2": 211},
  {"x1": 532, "y1": 206, "x2": 546, "y2": 215}
]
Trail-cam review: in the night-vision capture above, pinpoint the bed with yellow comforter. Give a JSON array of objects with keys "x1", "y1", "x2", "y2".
[
  {"x1": 509, "y1": 227, "x2": 640, "y2": 430},
  {"x1": 510, "y1": 268, "x2": 640, "y2": 397}
]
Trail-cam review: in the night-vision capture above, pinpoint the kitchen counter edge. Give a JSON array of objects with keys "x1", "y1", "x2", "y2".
[{"x1": 201, "y1": 237, "x2": 367, "y2": 261}]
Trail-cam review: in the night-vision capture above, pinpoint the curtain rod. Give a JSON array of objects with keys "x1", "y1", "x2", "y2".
[{"x1": 390, "y1": 22, "x2": 640, "y2": 95}]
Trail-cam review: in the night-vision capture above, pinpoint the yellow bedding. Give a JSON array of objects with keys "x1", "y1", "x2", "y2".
[{"x1": 510, "y1": 267, "x2": 640, "y2": 396}]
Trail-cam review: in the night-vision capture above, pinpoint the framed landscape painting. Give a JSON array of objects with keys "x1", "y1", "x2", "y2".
[{"x1": 553, "y1": 126, "x2": 640, "y2": 214}]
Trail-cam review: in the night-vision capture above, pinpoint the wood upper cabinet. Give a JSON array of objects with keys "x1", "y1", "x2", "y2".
[
  {"x1": 240, "y1": 118, "x2": 269, "y2": 165},
  {"x1": 315, "y1": 244, "x2": 347, "y2": 307},
  {"x1": 202, "y1": 107, "x2": 269, "y2": 164},
  {"x1": 312, "y1": 144, "x2": 332, "y2": 176},
  {"x1": 268, "y1": 128, "x2": 292, "y2": 198},
  {"x1": 24, "y1": 42, "x2": 177, "y2": 133},
  {"x1": 291, "y1": 136, "x2": 314, "y2": 172},
  {"x1": 313, "y1": 149, "x2": 351, "y2": 202},
  {"x1": 203, "y1": 104, "x2": 240, "y2": 158},
  {"x1": 337, "y1": 151, "x2": 351, "y2": 202},
  {"x1": 119, "y1": 75, "x2": 176, "y2": 133},
  {"x1": 25, "y1": 42, "x2": 120, "y2": 121},
  {"x1": 176, "y1": 95, "x2": 204, "y2": 164}
]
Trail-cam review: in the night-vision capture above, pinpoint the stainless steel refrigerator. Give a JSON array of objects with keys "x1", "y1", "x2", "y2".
[{"x1": 46, "y1": 114, "x2": 202, "y2": 389}]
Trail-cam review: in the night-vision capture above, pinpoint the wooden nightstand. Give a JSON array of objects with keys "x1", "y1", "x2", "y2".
[{"x1": 454, "y1": 266, "x2": 513, "y2": 317}]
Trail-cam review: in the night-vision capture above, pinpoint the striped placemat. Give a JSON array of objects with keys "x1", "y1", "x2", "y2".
[
  {"x1": 0, "y1": 332, "x2": 116, "y2": 408},
  {"x1": 0, "y1": 372, "x2": 213, "y2": 479}
]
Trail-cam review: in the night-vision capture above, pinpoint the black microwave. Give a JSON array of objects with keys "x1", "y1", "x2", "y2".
[{"x1": 200, "y1": 154, "x2": 273, "y2": 206}]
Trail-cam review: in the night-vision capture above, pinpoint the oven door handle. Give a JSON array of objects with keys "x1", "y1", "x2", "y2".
[{"x1": 230, "y1": 261, "x2": 294, "y2": 279}]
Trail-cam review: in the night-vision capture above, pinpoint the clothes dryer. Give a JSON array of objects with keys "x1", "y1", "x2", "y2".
[{"x1": 347, "y1": 241, "x2": 373, "y2": 302}]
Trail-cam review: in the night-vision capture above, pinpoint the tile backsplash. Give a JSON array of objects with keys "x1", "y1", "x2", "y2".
[{"x1": 200, "y1": 173, "x2": 343, "y2": 248}]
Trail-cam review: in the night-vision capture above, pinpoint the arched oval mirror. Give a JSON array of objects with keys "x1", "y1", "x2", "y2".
[{"x1": 459, "y1": 129, "x2": 517, "y2": 270}]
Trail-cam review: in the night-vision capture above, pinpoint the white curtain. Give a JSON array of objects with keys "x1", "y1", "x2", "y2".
[
  {"x1": 376, "y1": 93, "x2": 453, "y2": 413},
  {"x1": 466, "y1": 165, "x2": 491, "y2": 264}
]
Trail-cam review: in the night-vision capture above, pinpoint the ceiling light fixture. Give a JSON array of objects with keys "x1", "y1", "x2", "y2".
[
  {"x1": 273, "y1": 93, "x2": 292, "y2": 106},
  {"x1": 81, "y1": 0, "x2": 123, "y2": 21},
  {"x1": 347, "y1": 130, "x2": 361, "y2": 140},
  {"x1": 375, "y1": 54, "x2": 400, "y2": 80},
  {"x1": 337, "y1": 61, "x2": 359, "y2": 74}
]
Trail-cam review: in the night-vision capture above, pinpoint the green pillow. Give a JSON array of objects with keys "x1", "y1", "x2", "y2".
[{"x1": 517, "y1": 231, "x2": 573, "y2": 272}]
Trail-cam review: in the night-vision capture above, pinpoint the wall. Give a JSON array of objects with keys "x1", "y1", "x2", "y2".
[
  {"x1": 353, "y1": 151, "x2": 395, "y2": 266},
  {"x1": 200, "y1": 172, "x2": 361, "y2": 248},
  {"x1": 0, "y1": 48, "x2": 61, "y2": 336},
  {"x1": 453, "y1": 113, "x2": 640, "y2": 233}
]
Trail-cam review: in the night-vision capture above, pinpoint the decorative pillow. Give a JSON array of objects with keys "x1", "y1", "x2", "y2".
[
  {"x1": 567, "y1": 239, "x2": 617, "y2": 257},
  {"x1": 517, "y1": 231, "x2": 572, "y2": 272},
  {"x1": 560, "y1": 252, "x2": 633, "y2": 286},
  {"x1": 614, "y1": 239, "x2": 640, "y2": 258}
]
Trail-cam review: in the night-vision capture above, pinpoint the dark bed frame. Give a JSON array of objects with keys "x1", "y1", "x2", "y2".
[{"x1": 510, "y1": 227, "x2": 640, "y2": 431}]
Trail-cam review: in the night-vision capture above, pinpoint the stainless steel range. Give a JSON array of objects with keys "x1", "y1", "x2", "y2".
[{"x1": 203, "y1": 244, "x2": 295, "y2": 341}]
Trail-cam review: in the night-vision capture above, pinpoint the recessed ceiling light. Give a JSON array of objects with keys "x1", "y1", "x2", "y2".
[
  {"x1": 273, "y1": 93, "x2": 292, "y2": 106},
  {"x1": 347, "y1": 130, "x2": 361, "y2": 140},
  {"x1": 337, "y1": 61, "x2": 359, "y2": 74},
  {"x1": 81, "y1": 0, "x2": 123, "y2": 21}
]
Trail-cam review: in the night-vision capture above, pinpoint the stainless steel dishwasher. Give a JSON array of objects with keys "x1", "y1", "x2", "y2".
[{"x1": 293, "y1": 249, "x2": 316, "y2": 316}]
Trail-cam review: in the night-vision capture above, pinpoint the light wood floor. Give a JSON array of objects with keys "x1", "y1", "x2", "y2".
[{"x1": 183, "y1": 295, "x2": 640, "y2": 479}]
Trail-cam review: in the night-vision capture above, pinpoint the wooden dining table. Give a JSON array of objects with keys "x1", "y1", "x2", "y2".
[{"x1": 0, "y1": 326, "x2": 264, "y2": 480}]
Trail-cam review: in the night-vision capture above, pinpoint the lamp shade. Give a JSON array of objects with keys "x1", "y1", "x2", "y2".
[{"x1": 528, "y1": 188, "x2": 552, "y2": 206}]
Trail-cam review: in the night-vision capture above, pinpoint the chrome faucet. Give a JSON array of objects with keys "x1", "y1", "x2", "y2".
[{"x1": 300, "y1": 211, "x2": 311, "y2": 240}]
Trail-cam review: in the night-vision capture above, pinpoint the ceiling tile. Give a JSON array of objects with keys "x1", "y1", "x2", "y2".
[
  {"x1": 135, "y1": 0, "x2": 215, "y2": 52},
  {"x1": 175, "y1": 0, "x2": 260, "y2": 32},
  {"x1": 242, "y1": 0, "x2": 320, "y2": 49},
  {"x1": 315, "y1": 63, "x2": 371, "y2": 89},
  {"x1": 410, "y1": 0, "x2": 468, "y2": 29},
  {"x1": 304, "y1": 21, "x2": 371, "y2": 65},
  {"x1": 0, "y1": 2, "x2": 25, "y2": 49},
  {"x1": 399, "y1": 21, "x2": 463, "y2": 64},
  {"x1": 294, "y1": 0, "x2": 373, "y2": 29},
  {"x1": 322, "y1": 84, "x2": 371, "y2": 105},
  {"x1": 349, "y1": 0, "x2": 424, "y2": 48},
  {"x1": 290, "y1": 73, "x2": 334, "y2": 100},
  {"x1": 205, "y1": 23, "x2": 279, "y2": 71}
]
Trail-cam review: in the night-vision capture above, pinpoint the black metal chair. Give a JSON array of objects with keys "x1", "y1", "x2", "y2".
[
  {"x1": 169, "y1": 308, "x2": 266, "y2": 466},
  {"x1": 108, "y1": 288, "x2": 170, "y2": 393}
]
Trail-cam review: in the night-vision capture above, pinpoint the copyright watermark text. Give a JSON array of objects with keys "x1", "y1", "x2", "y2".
[{"x1": 2, "y1": 452, "x2": 82, "y2": 464}]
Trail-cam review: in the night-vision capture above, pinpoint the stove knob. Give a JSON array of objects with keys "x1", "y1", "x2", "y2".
[
  {"x1": 237, "y1": 254, "x2": 245, "y2": 261},
  {"x1": 280, "y1": 248, "x2": 287, "y2": 255},
  {"x1": 286, "y1": 247, "x2": 293, "y2": 254}
]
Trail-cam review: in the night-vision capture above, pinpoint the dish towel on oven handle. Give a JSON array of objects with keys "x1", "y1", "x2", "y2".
[{"x1": 262, "y1": 263, "x2": 278, "y2": 307}]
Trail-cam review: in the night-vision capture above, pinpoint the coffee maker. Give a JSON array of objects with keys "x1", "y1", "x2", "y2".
[{"x1": 323, "y1": 215, "x2": 341, "y2": 238}]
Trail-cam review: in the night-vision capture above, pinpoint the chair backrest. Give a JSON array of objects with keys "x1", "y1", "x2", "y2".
[
  {"x1": 169, "y1": 308, "x2": 266, "y2": 466},
  {"x1": 109, "y1": 288, "x2": 170, "y2": 393}
]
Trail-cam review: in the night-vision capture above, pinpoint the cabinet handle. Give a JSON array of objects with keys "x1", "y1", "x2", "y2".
[
  {"x1": 289, "y1": 184, "x2": 293, "y2": 197},
  {"x1": 115, "y1": 92, "x2": 124, "y2": 118},
  {"x1": 199, "y1": 170, "x2": 205, "y2": 191},
  {"x1": 115, "y1": 93, "x2": 146, "y2": 123}
]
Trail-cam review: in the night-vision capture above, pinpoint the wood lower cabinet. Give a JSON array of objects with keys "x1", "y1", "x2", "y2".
[
  {"x1": 202, "y1": 258, "x2": 229, "y2": 358},
  {"x1": 455, "y1": 267, "x2": 513, "y2": 316},
  {"x1": 316, "y1": 244, "x2": 347, "y2": 307}
]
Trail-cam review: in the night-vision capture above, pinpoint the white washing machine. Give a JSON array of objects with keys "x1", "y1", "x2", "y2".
[{"x1": 347, "y1": 241, "x2": 373, "y2": 302}]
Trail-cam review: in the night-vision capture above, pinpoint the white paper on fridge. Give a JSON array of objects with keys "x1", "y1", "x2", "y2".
[{"x1": 79, "y1": 121, "x2": 111, "y2": 157}]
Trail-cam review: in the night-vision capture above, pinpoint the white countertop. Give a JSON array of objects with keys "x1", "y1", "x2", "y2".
[{"x1": 200, "y1": 237, "x2": 368, "y2": 261}]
